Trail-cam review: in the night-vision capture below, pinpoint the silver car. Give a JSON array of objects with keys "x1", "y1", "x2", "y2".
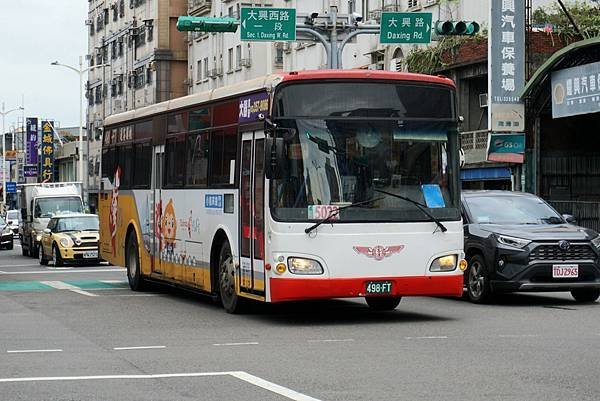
[{"x1": 5, "y1": 210, "x2": 20, "y2": 238}]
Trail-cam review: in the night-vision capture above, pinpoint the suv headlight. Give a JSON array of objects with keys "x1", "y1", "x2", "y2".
[
  {"x1": 429, "y1": 255, "x2": 457, "y2": 272},
  {"x1": 59, "y1": 237, "x2": 72, "y2": 247},
  {"x1": 496, "y1": 234, "x2": 531, "y2": 249},
  {"x1": 287, "y1": 257, "x2": 324, "y2": 275},
  {"x1": 591, "y1": 235, "x2": 600, "y2": 249},
  {"x1": 2, "y1": 227, "x2": 11, "y2": 235}
]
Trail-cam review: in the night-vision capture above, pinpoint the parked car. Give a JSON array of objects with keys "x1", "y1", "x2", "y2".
[
  {"x1": 5, "y1": 209, "x2": 20, "y2": 238},
  {"x1": 38, "y1": 213, "x2": 100, "y2": 266},
  {"x1": 462, "y1": 190, "x2": 600, "y2": 303},
  {"x1": 0, "y1": 216, "x2": 14, "y2": 250}
]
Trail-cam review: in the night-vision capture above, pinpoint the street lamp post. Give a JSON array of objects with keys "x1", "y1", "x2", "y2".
[
  {"x1": 0, "y1": 103, "x2": 24, "y2": 210},
  {"x1": 50, "y1": 57, "x2": 108, "y2": 208}
]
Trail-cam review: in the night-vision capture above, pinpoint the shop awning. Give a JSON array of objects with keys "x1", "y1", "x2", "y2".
[{"x1": 460, "y1": 167, "x2": 512, "y2": 181}]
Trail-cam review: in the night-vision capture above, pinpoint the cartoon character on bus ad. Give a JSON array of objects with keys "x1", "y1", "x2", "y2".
[
  {"x1": 161, "y1": 199, "x2": 177, "y2": 259},
  {"x1": 109, "y1": 166, "x2": 121, "y2": 257}
]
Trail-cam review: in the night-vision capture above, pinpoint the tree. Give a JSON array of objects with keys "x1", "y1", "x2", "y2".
[{"x1": 533, "y1": 1, "x2": 600, "y2": 40}]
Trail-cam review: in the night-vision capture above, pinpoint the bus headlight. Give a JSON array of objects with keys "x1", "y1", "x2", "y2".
[
  {"x1": 59, "y1": 237, "x2": 72, "y2": 248},
  {"x1": 287, "y1": 257, "x2": 323, "y2": 275},
  {"x1": 429, "y1": 255, "x2": 457, "y2": 272}
]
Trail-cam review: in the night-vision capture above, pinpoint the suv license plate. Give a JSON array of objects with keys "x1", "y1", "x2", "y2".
[
  {"x1": 83, "y1": 251, "x2": 98, "y2": 259},
  {"x1": 552, "y1": 264, "x2": 578, "y2": 278},
  {"x1": 365, "y1": 281, "x2": 393, "y2": 295}
]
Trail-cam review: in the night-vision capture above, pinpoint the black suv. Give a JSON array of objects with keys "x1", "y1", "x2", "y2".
[{"x1": 462, "y1": 190, "x2": 600, "y2": 303}]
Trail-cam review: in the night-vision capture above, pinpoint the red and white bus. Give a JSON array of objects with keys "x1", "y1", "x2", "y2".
[{"x1": 99, "y1": 70, "x2": 467, "y2": 313}]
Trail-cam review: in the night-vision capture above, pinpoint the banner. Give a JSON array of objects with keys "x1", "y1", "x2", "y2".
[
  {"x1": 487, "y1": 133, "x2": 525, "y2": 163},
  {"x1": 26, "y1": 117, "x2": 38, "y2": 166},
  {"x1": 489, "y1": 0, "x2": 525, "y2": 132},
  {"x1": 40, "y1": 120, "x2": 55, "y2": 182}
]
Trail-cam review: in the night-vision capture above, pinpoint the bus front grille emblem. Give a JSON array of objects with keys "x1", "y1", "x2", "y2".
[{"x1": 353, "y1": 245, "x2": 405, "y2": 261}]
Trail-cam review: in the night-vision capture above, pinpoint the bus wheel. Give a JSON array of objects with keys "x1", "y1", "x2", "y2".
[
  {"x1": 218, "y1": 241, "x2": 245, "y2": 314},
  {"x1": 365, "y1": 296, "x2": 402, "y2": 311},
  {"x1": 126, "y1": 233, "x2": 145, "y2": 291}
]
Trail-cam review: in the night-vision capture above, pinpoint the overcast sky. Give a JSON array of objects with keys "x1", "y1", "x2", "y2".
[
  {"x1": 0, "y1": 0, "x2": 88, "y2": 129},
  {"x1": 0, "y1": 0, "x2": 574, "y2": 131}
]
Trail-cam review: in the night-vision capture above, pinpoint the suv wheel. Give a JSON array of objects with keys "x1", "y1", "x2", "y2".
[{"x1": 467, "y1": 255, "x2": 492, "y2": 303}]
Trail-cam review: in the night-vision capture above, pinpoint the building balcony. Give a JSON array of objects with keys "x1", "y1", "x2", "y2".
[{"x1": 189, "y1": 0, "x2": 211, "y2": 16}]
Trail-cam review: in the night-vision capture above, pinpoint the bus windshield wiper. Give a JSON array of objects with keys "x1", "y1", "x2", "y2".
[
  {"x1": 374, "y1": 189, "x2": 447, "y2": 233},
  {"x1": 304, "y1": 197, "x2": 385, "y2": 234}
]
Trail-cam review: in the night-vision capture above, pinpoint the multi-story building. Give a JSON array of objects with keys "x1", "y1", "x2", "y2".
[{"x1": 86, "y1": 0, "x2": 188, "y2": 209}]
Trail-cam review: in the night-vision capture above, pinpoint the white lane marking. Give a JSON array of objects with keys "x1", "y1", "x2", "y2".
[
  {"x1": 498, "y1": 334, "x2": 540, "y2": 338},
  {"x1": 113, "y1": 346, "x2": 166, "y2": 350},
  {"x1": 45, "y1": 266, "x2": 73, "y2": 270},
  {"x1": 231, "y1": 371, "x2": 322, "y2": 401},
  {"x1": 7, "y1": 349, "x2": 63, "y2": 354},
  {"x1": 101, "y1": 280, "x2": 127, "y2": 284},
  {"x1": 0, "y1": 268, "x2": 125, "y2": 275},
  {"x1": 212, "y1": 342, "x2": 259, "y2": 347},
  {"x1": 307, "y1": 339, "x2": 355, "y2": 343},
  {"x1": 39, "y1": 281, "x2": 98, "y2": 297},
  {"x1": 0, "y1": 371, "x2": 323, "y2": 400},
  {"x1": 404, "y1": 336, "x2": 448, "y2": 340}
]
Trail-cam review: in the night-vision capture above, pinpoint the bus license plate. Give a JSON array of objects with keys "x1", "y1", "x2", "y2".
[
  {"x1": 552, "y1": 264, "x2": 578, "y2": 278},
  {"x1": 365, "y1": 281, "x2": 393, "y2": 295},
  {"x1": 83, "y1": 251, "x2": 98, "y2": 259}
]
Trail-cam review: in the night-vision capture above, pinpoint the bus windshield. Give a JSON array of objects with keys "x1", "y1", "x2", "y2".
[
  {"x1": 34, "y1": 197, "x2": 83, "y2": 218},
  {"x1": 270, "y1": 82, "x2": 460, "y2": 223}
]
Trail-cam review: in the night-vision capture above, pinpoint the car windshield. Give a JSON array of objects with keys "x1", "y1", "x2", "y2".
[
  {"x1": 6, "y1": 211, "x2": 19, "y2": 221},
  {"x1": 465, "y1": 194, "x2": 564, "y2": 225},
  {"x1": 55, "y1": 216, "x2": 99, "y2": 232},
  {"x1": 35, "y1": 197, "x2": 83, "y2": 218}
]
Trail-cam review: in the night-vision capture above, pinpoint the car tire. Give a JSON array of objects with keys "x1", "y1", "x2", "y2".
[
  {"x1": 218, "y1": 241, "x2": 246, "y2": 314},
  {"x1": 39, "y1": 245, "x2": 49, "y2": 265},
  {"x1": 52, "y1": 244, "x2": 64, "y2": 267},
  {"x1": 365, "y1": 296, "x2": 402, "y2": 311},
  {"x1": 466, "y1": 254, "x2": 492, "y2": 303},
  {"x1": 570, "y1": 289, "x2": 600, "y2": 303},
  {"x1": 126, "y1": 233, "x2": 146, "y2": 291}
]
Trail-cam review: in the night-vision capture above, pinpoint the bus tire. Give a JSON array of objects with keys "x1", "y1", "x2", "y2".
[
  {"x1": 126, "y1": 232, "x2": 145, "y2": 291},
  {"x1": 218, "y1": 241, "x2": 246, "y2": 314},
  {"x1": 365, "y1": 296, "x2": 402, "y2": 311}
]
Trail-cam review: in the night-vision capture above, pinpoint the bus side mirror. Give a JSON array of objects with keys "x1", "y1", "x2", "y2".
[{"x1": 265, "y1": 137, "x2": 285, "y2": 180}]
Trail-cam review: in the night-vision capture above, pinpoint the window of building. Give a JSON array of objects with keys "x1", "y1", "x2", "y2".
[
  {"x1": 111, "y1": 41, "x2": 117, "y2": 59},
  {"x1": 236, "y1": 45, "x2": 241, "y2": 69},
  {"x1": 197, "y1": 59, "x2": 202, "y2": 81},
  {"x1": 189, "y1": 107, "x2": 211, "y2": 131},
  {"x1": 186, "y1": 132, "x2": 209, "y2": 187},
  {"x1": 164, "y1": 135, "x2": 186, "y2": 187},
  {"x1": 94, "y1": 86, "x2": 102, "y2": 104},
  {"x1": 103, "y1": 8, "x2": 109, "y2": 25},
  {"x1": 119, "y1": 0, "x2": 125, "y2": 17},
  {"x1": 134, "y1": 67, "x2": 145, "y2": 88},
  {"x1": 113, "y1": 6, "x2": 118, "y2": 21},
  {"x1": 408, "y1": 0, "x2": 419, "y2": 8},
  {"x1": 228, "y1": 6, "x2": 234, "y2": 17},
  {"x1": 203, "y1": 57, "x2": 209, "y2": 79},
  {"x1": 210, "y1": 127, "x2": 237, "y2": 186},
  {"x1": 146, "y1": 66, "x2": 152, "y2": 84},
  {"x1": 118, "y1": 37, "x2": 124, "y2": 56},
  {"x1": 228, "y1": 48, "x2": 233, "y2": 72}
]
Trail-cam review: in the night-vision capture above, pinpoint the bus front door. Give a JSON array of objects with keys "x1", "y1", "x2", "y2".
[
  {"x1": 151, "y1": 145, "x2": 164, "y2": 275},
  {"x1": 239, "y1": 131, "x2": 266, "y2": 297}
]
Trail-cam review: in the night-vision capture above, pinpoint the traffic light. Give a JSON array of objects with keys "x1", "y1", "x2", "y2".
[
  {"x1": 434, "y1": 20, "x2": 480, "y2": 36},
  {"x1": 176, "y1": 16, "x2": 238, "y2": 33}
]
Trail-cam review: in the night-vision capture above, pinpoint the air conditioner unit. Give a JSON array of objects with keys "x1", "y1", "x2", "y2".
[
  {"x1": 479, "y1": 93, "x2": 488, "y2": 108},
  {"x1": 240, "y1": 58, "x2": 252, "y2": 68},
  {"x1": 283, "y1": 42, "x2": 292, "y2": 53},
  {"x1": 389, "y1": 57, "x2": 402, "y2": 72},
  {"x1": 85, "y1": 19, "x2": 93, "y2": 25},
  {"x1": 208, "y1": 69, "x2": 217, "y2": 78},
  {"x1": 424, "y1": 0, "x2": 438, "y2": 6}
]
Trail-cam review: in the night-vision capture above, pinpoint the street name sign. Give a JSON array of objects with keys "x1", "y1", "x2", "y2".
[
  {"x1": 240, "y1": 7, "x2": 296, "y2": 42},
  {"x1": 5, "y1": 182, "x2": 16, "y2": 194},
  {"x1": 380, "y1": 12, "x2": 432, "y2": 44}
]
